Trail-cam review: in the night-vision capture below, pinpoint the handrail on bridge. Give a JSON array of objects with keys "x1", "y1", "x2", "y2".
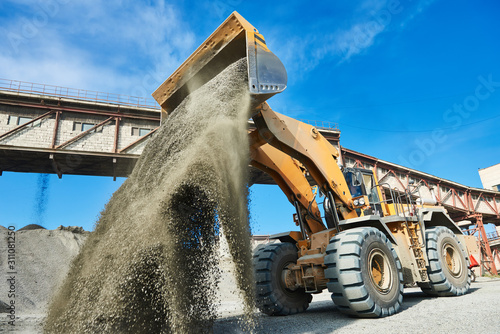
[
  {"x1": 1, "y1": 78, "x2": 340, "y2": 131},
  {"x1": 487, "y1": 231, "x2": 500, "y2": 241},
  {"x1": 0, "y1": 78, "x2": 161, "y2": 110},
  {"x1": 298, "y1": 119, "x2": 339, "y2": 131}
]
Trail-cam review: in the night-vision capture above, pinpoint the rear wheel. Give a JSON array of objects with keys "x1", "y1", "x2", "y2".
[
  {"x1": 253, "y1": 242, "x2": 312, "y2": 315},
  {"x1": 419, "y1": 226, "x2": 470, "y2": 296},
  {"x1": 324, "y1": 227, "x2": 403, "y2": 318}
]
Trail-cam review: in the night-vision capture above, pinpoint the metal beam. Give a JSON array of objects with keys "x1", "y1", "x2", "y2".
[
  {"x1": 49, "y1": 154, "x2": 62, "y2": 179},
  {"x1": 342, "y1": 147, "x2": 500, "y2": 225},
  {"x1": 118, "y1": 127, "x2": 159, "y2": 153},
  {"x1": 112, "y1": 158, "x2": 117, "y2": 181},
  {"x1": 56, "y1": 117, "x2": 113, "y2": 149},
  {"x1": 479, "y1": 193, "x2": 499, "y2": 216},
  {"x1": 0, "y1": 99, "x2": 160, "y2": 121},
  {"x1": 0, "y1": 110, "x2": 54, "y2": 140},
  {"x1": 51, "y1": 111, "x2": 61, "y2": 148},
  {"x1": 113, "y1": 117, "x2": 120, "y2": 153},
  {"x1": 474, "y1": 214, "x2": 498, "y2": 275},
  {"x1": 0, "y1": 144, "x2": 137, "y2": 158}
]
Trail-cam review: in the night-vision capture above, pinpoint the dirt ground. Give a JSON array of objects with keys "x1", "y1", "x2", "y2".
[
  {"x1": 0, "y1": 278, "x2": 500, "y2": 334},
  {"x1": 3, "y1": 276, "x2": 499, "y2": 333},
  {"x1": 2, "y1": 227, "x2": 499, "y2": 333},
  {"x1": 213, "y1": 277, "x2": 500, "y2": 334}
]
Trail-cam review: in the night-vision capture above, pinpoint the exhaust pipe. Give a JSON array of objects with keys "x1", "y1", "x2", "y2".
[{"x1": 152, "y1": 11, "x2": 287, "y2": 121}]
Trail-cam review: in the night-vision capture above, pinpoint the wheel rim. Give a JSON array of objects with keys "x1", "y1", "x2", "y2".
[
  {"x1": 280, "y1": 261, "x2": 296, "y2": 293},
  {"x1": 368, "y1": 249, "x2": 393, "y2": 294},
  {"x1": 442, "y1": 242, "x2": 463, "y2": 278}
]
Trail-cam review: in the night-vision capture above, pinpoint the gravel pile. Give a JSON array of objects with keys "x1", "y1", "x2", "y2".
[
  {"x1": 44, "y1": 58, "x2": 254, "y2": 334},
  {"x1": 0, "y1": 226, "x2": 89, "y2": 332}
]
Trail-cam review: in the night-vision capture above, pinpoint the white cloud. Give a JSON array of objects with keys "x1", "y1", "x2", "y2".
[
  {"x1": 400, "y1": 0, "x2": 437, "y2": 28},
  {"x1": 0, "y1": 41, "x2": 132, "y2": 92},
  {"x1": 272, "y1": 0, "x2": 435, "y2": 81},
  {"x1": 317, "y1": 20, "x2": 385, "y2": 64},
  {"x1": 267, "y1": 3, "x2": 389, "y2": 83},
  {"x1": 0, "y1": 0, "x2": 196, "y2": 98},
  {"x1": 0, "y1": 0, "x2": 438, "y2": 100}
]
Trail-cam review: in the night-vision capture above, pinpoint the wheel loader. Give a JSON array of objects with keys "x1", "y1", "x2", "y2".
[{"x1": 153, "y1": 12, "x2": 471, "y2": 318}]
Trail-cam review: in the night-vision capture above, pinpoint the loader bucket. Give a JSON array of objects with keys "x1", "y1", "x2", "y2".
[{"x1": 152, "y1": 11, "x2": 287, "y2": 121}]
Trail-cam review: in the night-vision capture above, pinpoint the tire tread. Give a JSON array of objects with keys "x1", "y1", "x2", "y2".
[
  {"x1": 418, "y1": 226, "x2": 471, "y2": 297},
  {"x1": 254, "y1": 242, "x2": 312, "y2": 316},
  {"x1": 324, "y1": 227, "x2": 404, "y2": 318}
]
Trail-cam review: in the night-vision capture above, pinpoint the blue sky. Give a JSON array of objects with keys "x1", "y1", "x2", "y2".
[{"x1": 0, "y1": 0, "x2": 499, "y2": 234}]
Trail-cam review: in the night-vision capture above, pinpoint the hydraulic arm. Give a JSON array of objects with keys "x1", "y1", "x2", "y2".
[
  {"x1": 153, "y1": 11, "x2": 471, "y2": 320},
  {"x1": 249, "y1": 130, "x2": 325, "y2": 237},
  {"x1": 251, "y1": 103, "x2": 364, "y2": 232}
]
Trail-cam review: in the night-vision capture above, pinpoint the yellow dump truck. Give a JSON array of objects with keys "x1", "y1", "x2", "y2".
[{"x1": 153, "y1": 12, "x2": 471, "y2": 318}]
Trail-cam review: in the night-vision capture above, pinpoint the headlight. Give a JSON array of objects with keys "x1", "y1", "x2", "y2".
[
  {"x1": 353, "y1": 199, "x2": 359, "y2": 206},
  {"x1": 359, "y1": 198, "x2": 365, "y2": 206}
]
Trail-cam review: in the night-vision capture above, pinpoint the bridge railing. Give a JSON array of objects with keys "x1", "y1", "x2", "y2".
[
  {"x1": 298, "y1": 119, "x2": 339, "y2": 131},
  {"x1": 0, "y1": 78, "x2": 161, "y2": 110},
  {"x1": 487, "y1": 231, "x2": 500, "y2": 241},
  {"x1": 1, "y1": 78, "x2": 340, "y2": 131}
]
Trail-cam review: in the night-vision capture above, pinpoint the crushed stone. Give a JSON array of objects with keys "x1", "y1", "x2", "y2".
[{"x1": 44, "y1": 58, "x2": 255, "y2": 333}]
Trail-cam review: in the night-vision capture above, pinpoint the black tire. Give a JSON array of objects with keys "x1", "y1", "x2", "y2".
[
  {"x1": 418, "y1": 226, "x2": 470, "y2": 296},
  {"x1": 253, "y1": 242, "x2": 312, "y2": 316},
  {"x1": 324, "y1": 227, "x2": 403, "y2": 318}
]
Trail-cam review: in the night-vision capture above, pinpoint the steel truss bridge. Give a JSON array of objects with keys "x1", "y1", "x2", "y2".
[{"x1": 1, "y1": 78, "x2": 498, "y2": 273}]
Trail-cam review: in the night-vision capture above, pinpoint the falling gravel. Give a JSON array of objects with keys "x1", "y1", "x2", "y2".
[
  {"x1": 33, "y1": 174, "x2": 50, "y2": 226},
  {"x1": 44, "y1": 58, "x2": 255, "y2": 333}
]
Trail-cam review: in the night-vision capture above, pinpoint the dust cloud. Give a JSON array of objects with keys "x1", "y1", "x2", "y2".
[
  {"x1": 33, "y1": 173, "x2": 50, "y2": 226},
  {"x1": 44, "y1": 58, "x2": 255, "y2": 333}
]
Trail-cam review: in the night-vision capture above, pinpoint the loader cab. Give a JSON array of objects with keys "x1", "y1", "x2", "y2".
[{"x1": 343, "y1": 168, "x2": 384, "y2": 217}]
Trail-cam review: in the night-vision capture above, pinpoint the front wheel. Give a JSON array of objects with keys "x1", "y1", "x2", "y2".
[
  {"x1": 324, "y1": 227, "x2": 403, "y2": 318},
  {"x1": 253, "y1": 242, "x2": 312, "y2": 315},
  {"x1": 419, "y1": 226, "x2": 470, "y2": 296}
]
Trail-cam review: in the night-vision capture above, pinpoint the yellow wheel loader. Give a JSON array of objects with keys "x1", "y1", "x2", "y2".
[{"x1": 153, "y1": 12, "x2": 471, "y2": 318}]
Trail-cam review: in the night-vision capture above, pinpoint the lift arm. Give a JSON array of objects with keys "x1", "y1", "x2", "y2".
[
  {"x1": 252, "y1": 103, "x2": 362, "y2": 222},
  {"x1": 249, "y1": 130, "x2": 326, "y2": 236}
]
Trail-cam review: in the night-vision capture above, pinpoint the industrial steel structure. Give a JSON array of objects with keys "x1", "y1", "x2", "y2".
[
  {"x1": 0, "y1": 79, "x2": 160, "y2": 179},
  {"x1": 1, "y1": 78, "x2": 498, "y2": 274},
  {"x1": 341, "y1": 147, "x2": 500, "y2": 275}
]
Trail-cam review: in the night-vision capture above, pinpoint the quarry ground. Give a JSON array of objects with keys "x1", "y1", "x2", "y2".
[
  {"x1": 4, "y1": 278, "x2": 499, "y2": 333},
  {"x1": 2, "y1": 228, "x2": 499, "y2": 333},
  {"x1": 213, "y1": 277, "x2": 500, "y2": 334}
]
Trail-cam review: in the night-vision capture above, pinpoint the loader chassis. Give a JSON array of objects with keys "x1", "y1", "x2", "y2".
[{"x1": 153, "y1": 11, "x2": 471, "y2": 319}]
